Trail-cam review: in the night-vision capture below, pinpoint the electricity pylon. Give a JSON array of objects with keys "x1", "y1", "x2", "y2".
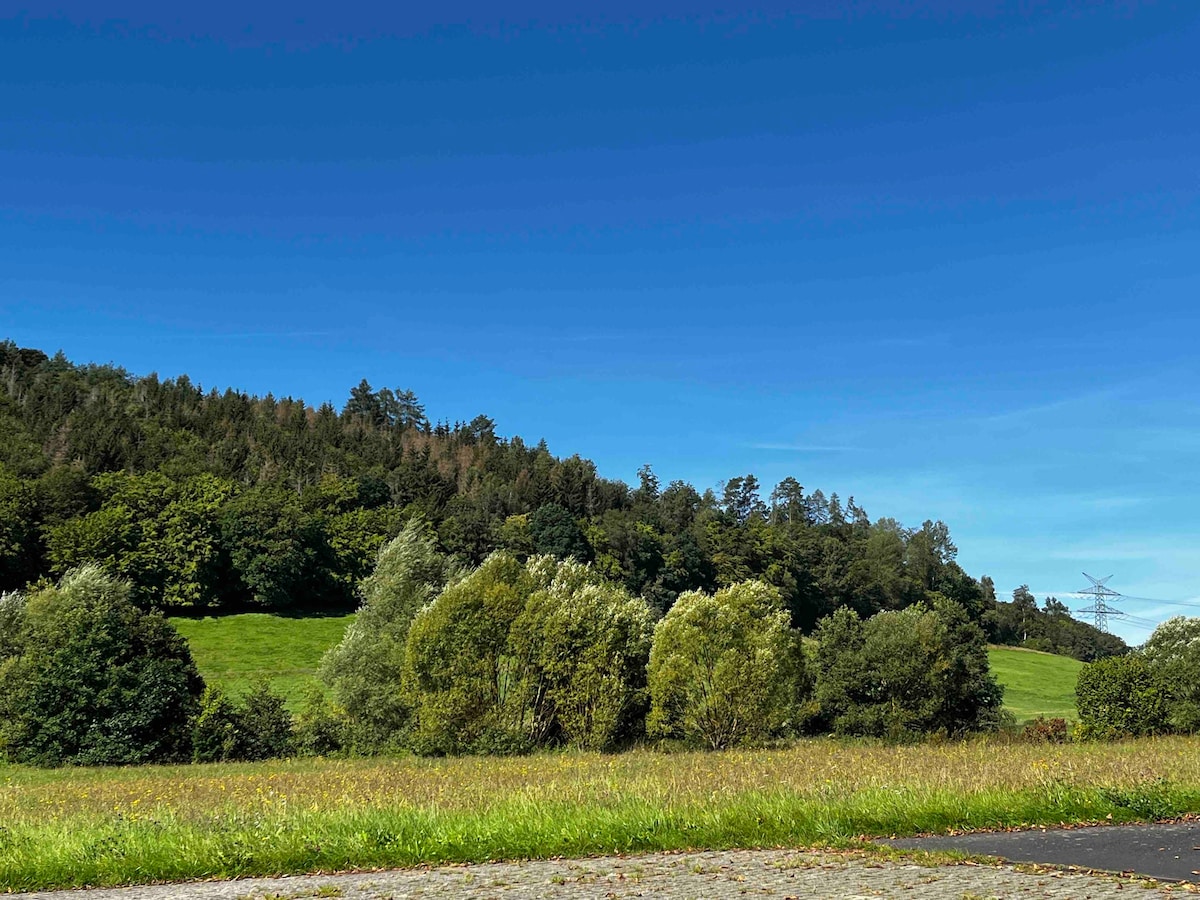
[{"x1": 1076, "y1": 573, "x2": 1122, "y2": 632}]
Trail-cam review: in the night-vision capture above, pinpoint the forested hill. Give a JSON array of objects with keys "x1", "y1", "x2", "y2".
[{"x1": 0, "y1": 340, "x2": 1125, "y2": 657}]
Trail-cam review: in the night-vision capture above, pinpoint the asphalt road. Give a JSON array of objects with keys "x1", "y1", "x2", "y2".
[{"x1": 886, "y1": 822, "x2": 1200, "y2": 882}]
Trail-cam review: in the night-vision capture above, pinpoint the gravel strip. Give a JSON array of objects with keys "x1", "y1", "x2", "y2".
[{"x1": 11, "y1": 849, "x2": 1196, "y2": 900}]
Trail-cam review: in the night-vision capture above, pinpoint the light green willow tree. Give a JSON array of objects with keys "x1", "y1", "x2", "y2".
[
  {"x1": 647, "y1": 580, "x2": 807, "y2": 749},
  {"x1": 1143, "y1": 616, "x2": 1200, "y2": 733},
  {"x1": 509, "y1": 557, "x2": 654, "y2": 750},
  {"x1": 320, "y1": 516, "x2": 455, "y2": 749}
]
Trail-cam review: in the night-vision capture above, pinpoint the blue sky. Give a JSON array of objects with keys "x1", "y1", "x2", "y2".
[{"x1": 4, "y1": 2, "x2": 1199, "y2": 642}]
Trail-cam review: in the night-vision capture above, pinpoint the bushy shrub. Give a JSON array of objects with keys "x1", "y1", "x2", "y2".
[
  {"x1": 320, "y1": 517, "x2": 455, "y2": 749},
  {"x1": 0, "y1": 565, "x2": 204, "y2": 766},
  {"x1": 192, "y1": 682, "x2": 294, "y2": 762},
  {"x1": 812, "y1": 598, "x2": 1003, "y2": 738},
  {"x1": 1021, "y1": 716, "x2": 1070, "y2": 744},
  {"x1": 509, "y1": 557, "x2": 654, "y2": 750},
  {"x1": 239, "y1": 682, "x2": 295, "y2": 760},
  {"x1": 1142, "y1": 616, "x2": 1200, "y2": 733},
  {"x1": 1076, "y1": 654, "x2": 1169, "y2": 739},
  {"x1": 192, "y1": 686, "x2": 241, "y2": 763},
  {"x1": 294, "y1": 687, "x2": 347, "y2": 757},
  {"x1": 927, "y1": 594, "x2": 1007, "y2": 734},
  {"x1": 647, "y1": 580, "x2": 807, "y2": 749},
  {"x1": 404, "y1": 552, "x2": 531, "y2": 753}
]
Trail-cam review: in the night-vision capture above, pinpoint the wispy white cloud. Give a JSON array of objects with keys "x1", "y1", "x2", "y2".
[
  {"x1": 975, "y1": 379, "x2": 1146, "y2": 427},
  {"x1": 747, "y1": 442, "x2": 866, "y2": 452},
  {"x1": 215, "y1": 331, "x2": 337, "y2": 339},
  {"x1": 1044, "y1": 543, "x2": 1172, "y2": 563}
]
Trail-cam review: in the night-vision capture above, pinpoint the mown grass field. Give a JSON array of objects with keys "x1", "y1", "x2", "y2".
[
  {"x1": 168, "y1": 613, "x2": 355, "y2": 708},
  {"x1": 170, "y1": 615, "x2": 1085, "y2": 721},
  {"x1": 987, "y1": 646, "x2": 1084, "y2": 722},
  {"x1": 1, "y1": 737, "x2": 1198, "y2": 891}
]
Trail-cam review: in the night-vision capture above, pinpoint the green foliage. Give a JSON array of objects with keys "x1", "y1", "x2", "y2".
[
  {"x1": 1075, "y1": 654, "x2": 1169, "y2": 739},
  {"x1": 238, "y1": 682, "x2": 296, "y2": 761},
  {"x1": 1142, "y1": 616, "x2": 1200, "y2": 733},
  {"x1": 320, "y1": 518, "x2": 454, "y2": 749},
  {"x1": 403, "y1": 552, "x2": 531, "y2": 753},
  {"x1": 0, "y1": 590, "x2": 25, "y2": 660},
  {"x1": 509, "y1": 557, "x2": 654, "y2": 750},
  {"x1": 293, "y1": 687, "x2": 347, "y2": 756},
  {"x1": 192, "y1": 682, "x2": 295, "y2": 762},
  {"x1": 494, "y1": 514, "x2": 535, "y2": 558},
  {"x1": 528, "y1": 503, "x2": 592, "y2": 561},
  {"x1": 0, "y1": 566, "x2": 203, "y2": 766},
  {"x1": 928, "y1": 595, "x2": 1007, "y2": 733},
  {"x1": 192, "y1": 687, "x2": 242, "y2": 763},
  {"x1": 220, "y1": 486, "x2": 341, "y2": 611},
  {"x1": 45, "y1": 472, "x2": 236, "y2": 609},
  {"x1": 812, "y1": 599, "x2": 1003, "y2": 738},
  {"x1": 0, "y1": 465, "x2": 39, "y2": 592},
  {"x1": 647, "y1": 580, "x2": 807, "y2": 748}
]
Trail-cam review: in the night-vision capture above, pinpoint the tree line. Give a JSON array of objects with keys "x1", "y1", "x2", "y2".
[
  {"x1": 2, "y1": 542, "x2": 1189, "y2": 767},
  {"x1": 0, "y1": 527, "x2": 1004, "y2": 767},
  {"x1": 0, "y1": 340, "x2": 1124, "y2": 660}
]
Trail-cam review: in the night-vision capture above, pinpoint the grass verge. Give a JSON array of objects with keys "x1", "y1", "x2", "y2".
[{"x1": 2, "y1": 736, "x2": 1199, "y2": 891}]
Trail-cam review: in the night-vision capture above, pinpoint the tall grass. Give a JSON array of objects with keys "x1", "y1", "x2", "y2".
[{"x1": 3, "y1": 737, "x2": 1198, "y2": 891}]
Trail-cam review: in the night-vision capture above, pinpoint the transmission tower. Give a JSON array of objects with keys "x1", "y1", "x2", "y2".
[{"x1": 1076, "y1": 573, "x2": 1122, "y2": 632}]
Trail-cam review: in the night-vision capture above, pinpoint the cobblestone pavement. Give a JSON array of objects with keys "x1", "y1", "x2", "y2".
[{"x1": 14, "y1": 850, "x2": 1198, "y2": 900}]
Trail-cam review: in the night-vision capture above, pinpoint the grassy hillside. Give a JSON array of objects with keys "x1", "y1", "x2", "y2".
[
  {"x1": 168, "y1": 613, "x2": 355, "y2": 709},
  {"x1": 987, "y1": 645, "x2": 1083, "y2": 722}
]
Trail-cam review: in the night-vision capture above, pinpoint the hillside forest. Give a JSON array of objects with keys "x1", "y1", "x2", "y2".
[{"x1": 0, "y1": 340, "x2": 1124, "y2": 661}]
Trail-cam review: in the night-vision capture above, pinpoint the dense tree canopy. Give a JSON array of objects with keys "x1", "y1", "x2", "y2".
[
  {"x1": 0, "y1": 340, "x2": 1124, "y2": 658},
  {"x1": 1141, "y1": 616, "x2": 1200, "y2": 733},
  {"x1": 811, "y1": 598, "x2": 1004, "y2": 738},
  {"x1": 0, "y1": 566, "x2": 203, "y2": 766}
]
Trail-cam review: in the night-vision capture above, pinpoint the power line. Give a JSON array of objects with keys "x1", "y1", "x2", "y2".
[
  {"x1": 1063, "y1": 575, "x2": 1197, "y2": 634},
  {"x1": 1119, "y1": 595, "x2": 1200, "y2": 611},
  {"x1": 1076, "y1": 572, "x2": 1122, "y2": 633},
  {"x1": 1015, "y1": 580, "x2": 1200, "y2": 636}
]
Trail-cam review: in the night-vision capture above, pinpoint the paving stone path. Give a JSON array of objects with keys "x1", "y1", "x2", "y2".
[{"x1": 14, "y1": 849, "x2": 1197, "y2": 900}]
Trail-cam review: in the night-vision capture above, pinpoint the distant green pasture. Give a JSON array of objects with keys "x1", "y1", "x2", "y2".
[
  {"x1": 987, "y1": 645, "x2": 1083, "y2": 722},
  {"x1": 168, "y1": 613, "x2": 355, "y2": 708}
]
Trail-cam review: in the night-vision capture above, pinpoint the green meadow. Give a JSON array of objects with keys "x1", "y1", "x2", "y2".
[
  {"x1": 168, "y1": 613, "x2": 355, "y2": 708},
  {"x1": 987, "y1": 645, "x2": 1084, "y2": 722}
]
